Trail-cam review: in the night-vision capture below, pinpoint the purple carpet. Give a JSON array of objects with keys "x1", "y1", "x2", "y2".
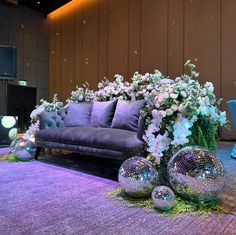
[{"x1": 0, "y1": 145, "x2": 236, "y2": 234}]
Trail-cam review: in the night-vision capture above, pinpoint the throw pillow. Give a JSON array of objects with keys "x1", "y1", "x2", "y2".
[
  {"x1": 64, "y1": 102, "x2": 92, "y2": 127},
  {"x1": 90, "y1": 100, "x2": 117, "y2": 127},
  {"x1": 111, "y1": 100, "x2": 145, "y2": 132}
]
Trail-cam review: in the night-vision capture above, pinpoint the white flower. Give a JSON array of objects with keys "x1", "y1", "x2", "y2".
[
  {"x1": 180, "y1": 91, "x2": 187, "y2": 97},
  {"x1": 171, "y1": 114, "x2": 193, "y2": 146},
  {"x1": 178, "y1": 104, "x2": 186, "y2": 114},
  {"x1": 23, "y1": 120, "x2": 39, "y2": 140},
  {"x1": 170, "y1": 93, "x2": 178, "y2": 99},
  {"x1": 205, "y1": 81, "x2": 214, "y2": 93},
  {"x1": 78, "y1": 95, "x2": 84, "y2": 101},
  {"x1": 219, "y1": 111, "x2": 226, "y2": 126},
  {"x1": 145, "y1": 124, "x2": 159, "y2": 138},
  {"x1": 30, "y1": 105, "x2": 45, "y2": 120},
  {"x1": 150, "y1": 109, "x2": 166, "y2": 129},
  {"x1": 166, "y1": 109, "x2": 173, "y2": 116},
  {"x1": 147, "y1": 131, "x2": 171, "y2": 164},
  {"x1": 171, "y1": 104, "x2": 178, "y2": 112}
]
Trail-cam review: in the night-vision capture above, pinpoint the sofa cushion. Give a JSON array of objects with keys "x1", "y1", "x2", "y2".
[
  {"x1": 36, "y1": 127, "x2": 144, "y2": 153},
  {"x1": 90, "y1": 100, "x2": 117, "y2": 127},
  {"x1": 111, "y1": 100, "x2": 145, "y2": 132},
  {"x1": 64, "y1": 102, "x2": 92, "y2": 127}
]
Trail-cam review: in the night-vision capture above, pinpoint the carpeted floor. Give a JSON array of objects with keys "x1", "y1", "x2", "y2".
[{"x1": 0, "y1": 142, "x2": 236, "y2": 235}]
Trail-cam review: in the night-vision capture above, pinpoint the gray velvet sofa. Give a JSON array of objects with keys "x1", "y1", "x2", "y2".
[{"x1": 35, "y1": 100, "x2": 146, "y2": 160}]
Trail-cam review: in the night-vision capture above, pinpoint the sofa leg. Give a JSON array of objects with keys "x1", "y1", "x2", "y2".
[{"x1": 35, "y1": 146, "x2": 42, "y2": 160}]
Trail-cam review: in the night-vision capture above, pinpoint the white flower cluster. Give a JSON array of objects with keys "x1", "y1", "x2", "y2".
[
  {"x1": 23, "y1": 120, "x2": 39, "y2": 141},
  {"x1": 95, "y1": 75, "x2": 130, "y2": 101},
  {"x1": 30, "y1": 94, "x2": 63, "y2": 121},
  {"x1": 68, "y1": 83, "x2": 94, "y2": 103}
]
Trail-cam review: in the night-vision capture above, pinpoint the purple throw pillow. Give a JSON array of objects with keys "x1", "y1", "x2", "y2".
[
  {"x1": 111, "y1": 100, "x2": 145, "y2": 132},
  {"x1": 64, "y1": 102, "x2": 92, "y2": 127},
  {"x1": 90, "y1": 100, "x2": 117, "y2": 127}
]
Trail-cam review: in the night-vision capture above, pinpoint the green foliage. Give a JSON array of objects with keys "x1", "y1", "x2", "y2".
[
  {"x1": 0, "y1": 155, "x2": 33, "y2": 162},
  {"x1": 108, "y1": 187, "x2": 234, "y2": 217},
  {"x1": 188, "y1": 119, "x2": 217, "y2": 151}
]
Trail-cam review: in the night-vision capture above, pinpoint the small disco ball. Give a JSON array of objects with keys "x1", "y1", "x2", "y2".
[
  {"x1": 11, "y1": 139, "x2": 36, "y2": 160},
  {"x1": 167, "y1": 146, "x2": 225, "y2": 202},
  {"x1": 152, "y1": 186, "x2": 175, "y2": 211},
  {"x1": 118, "y1": 157, "x2": 159, "y2": 198},
  {"x1": 14, "y1": 150, "x2": 33, "y2": 161},
  {"x1": 9, "y1": 138, "x2": 23, "y2": 154}
]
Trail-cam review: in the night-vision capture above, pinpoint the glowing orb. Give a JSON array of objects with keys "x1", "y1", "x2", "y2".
[
  {"x1": 8, "y1": 128, "x2": 18, "y2": 140},
  {"x1": 1, "y1": 116, "x2": 16, "y2": 128}
]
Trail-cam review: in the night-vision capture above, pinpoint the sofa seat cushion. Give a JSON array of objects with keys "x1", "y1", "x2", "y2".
[{"x1": 36, "y1": 127, "x2": 144, "y2": 153}]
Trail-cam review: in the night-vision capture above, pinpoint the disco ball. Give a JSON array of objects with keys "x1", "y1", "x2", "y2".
[
  {"x1": 167, "y1": 146, "x2": 225, "y2": 202},
  {"x1": 9, "y1": 138, "x2": 23, "y2": 154},
  {"x1": 14, "y1": 150, "x2": 33, "y2": 160},
  {"x1": 11, "y1": 139, "x2": 36, "y2": 160},
  {"x1": 152, "y1": 186, "x2": 175, "y2": 211},
  {"x1": 118, "y1": 157, "x2": 159, "y2": 198}
]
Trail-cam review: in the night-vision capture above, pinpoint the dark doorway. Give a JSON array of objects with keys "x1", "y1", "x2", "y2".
[{"x1": 7, "y1": 85, "x2": 36, "y2": 132}]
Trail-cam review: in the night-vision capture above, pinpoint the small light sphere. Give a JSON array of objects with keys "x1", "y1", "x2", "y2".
[
  {"x1": 152, "y1": 186, "x2": 175, "y2": 211},
  {"x1": 1, "y1": 116, "x2": 16, "y2": 128},
  {"x1": 168, "y1": 146, "x2": 225, "y2": 202},
  {"x1": 8, "y1": 128, "x2": 17, "y2": 140},
  {"x1": 118, "y1": 157, "x2": 159, "y2": 198}
]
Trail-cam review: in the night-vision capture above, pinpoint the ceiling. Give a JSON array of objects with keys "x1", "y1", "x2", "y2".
[{"x1": 18, "y1": 0, "x2": 72, "y2": 16}]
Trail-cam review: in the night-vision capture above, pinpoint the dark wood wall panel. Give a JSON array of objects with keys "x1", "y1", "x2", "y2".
[
  {"x1": 108, "y1": 0, "x2": 129, "y2": 80},
  {"x1": 184, "y1": 0, "x2": 221, "y2": 98},
  {"x1": 48, "y1": 0, "x2": 236, "y2": 139},
  {"x1": 128, "y1": 0, "x2": 141, "y2": 80},
  {"x1": 98, "y1": 0, "x2": 108, "y2": 82},
  {"x1": 141, "y1": 0, "x2": 168, "y2": 75},
  {"x1": 82, "y1": 0, "x2": 99, "y2": 90},
  {"x1": 222, "y1": 0, "x2": 236, "y2": 139},
  {"x1": 54, "y1": 10, "x2": 62, "y2": 100},
  {"x1": 168, "y1": 0, "x2": 184, "y2": 78},
  {"x1": 74, "y1": 0, "x2": 83, "y2": 87},
  {"x1": 61, "y1": 3, "x2": 75, "y2": 101}
]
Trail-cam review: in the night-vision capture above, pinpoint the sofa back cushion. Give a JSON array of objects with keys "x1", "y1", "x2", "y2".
[
  {"x1": 111, "y1": 100, "x2": 145, "y2": 132},
  {"x1": 90, "y1": 100, "x2": 117, "y2": 127},
  {"x1": 64, "y1": 102, "x2": 92, "y2": 127}
]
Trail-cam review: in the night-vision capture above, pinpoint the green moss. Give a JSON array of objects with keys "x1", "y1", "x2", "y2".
[
  {"x1": 0, "y1": 155, "x2": 33, "y2": 162},
  {"x1": 108, "y1": 187, "x2": 235, "y2": 217}
]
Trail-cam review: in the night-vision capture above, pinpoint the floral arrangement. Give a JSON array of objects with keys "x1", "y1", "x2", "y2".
[
  {"x1": 67, "y1": 82, "x2": 94, "y2": 103},
  {"x1": 26, "y1": 61, "x2": 227, "y2": 164},
  {"x1": 23, "y1": 94, "x2": 63, "y2": 140},
  {"x1": 95, "y1": 74, "x2": 131, "y2": 101}
]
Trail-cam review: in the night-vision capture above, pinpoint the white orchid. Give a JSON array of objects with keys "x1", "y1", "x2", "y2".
[{"x1": 147, "y1": 131, "x2": 171, "y2": 163}]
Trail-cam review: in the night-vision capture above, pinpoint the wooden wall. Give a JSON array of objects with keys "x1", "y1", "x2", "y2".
[{"x1": 48, "y1": 0, "x2": 236, "y2": 139}]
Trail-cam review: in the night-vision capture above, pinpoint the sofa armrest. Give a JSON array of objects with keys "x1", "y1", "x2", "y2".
[
  {"x1": 38, "y1": 110, "x2": 66, "y2": 130},
  {"x1": 137, "y1": 114, "x2": 147, "y2": 141}
]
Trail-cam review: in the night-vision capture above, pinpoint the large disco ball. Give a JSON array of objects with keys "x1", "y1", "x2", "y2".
[
  {"x1": 152, "y1": 186, "x2": 175, "y2": 211},
  {"x1": 11, "y1": 139, "x2": 36, "y2": 160},
  {"x1": 118, "y1": 157, "x2": 159, "y2": 198},
  {"x1": 167, "y1": 146, "x2": 225, "y2": 202}
]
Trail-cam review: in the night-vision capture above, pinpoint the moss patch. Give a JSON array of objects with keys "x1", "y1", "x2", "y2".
[
  {"x1": 108, "y1": 187, "x2": 235, "y2": 217},
  {"x1": 0, "y1": 155, "x2": 33, "y2": 162}
]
